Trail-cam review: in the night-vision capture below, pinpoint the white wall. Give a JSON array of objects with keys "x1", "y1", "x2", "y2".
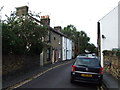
[
  {"x1": 118, "y1": 3, "x2": 120, "y2": 48},
  {"x1": 62, "y1": 37, "x2": 72, "y2": 60},
  {"x1": 99, "y1": 6, "x2": 119, "y2": 67},
  {"x1": 62, "y1": 36, "x2": 67, "y2": 60},
  {"x1": 100, "y1": 6, "x2": 118, "y2": 51},
  {"x1": 66, "y1": 39, "x2": 72, "y2": 59}
]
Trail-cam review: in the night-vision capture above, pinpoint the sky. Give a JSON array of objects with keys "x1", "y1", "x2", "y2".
[{"x1": 0, "y1": 0, "x2": 120, "y2": 46}]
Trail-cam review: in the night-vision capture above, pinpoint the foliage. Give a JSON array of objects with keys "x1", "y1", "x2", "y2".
[
  {"x1": 103, "y1": 50, "x2": 120, "y2": 56},
  {"x1": 2, "y1": 11, "x2": 47, "y2": 55},
  {"x1": 86, "y1": 43, "x2": 96, "y2": 53},
  {"x1": 116, "y1": 51, "x2": 120, "y2": 56},
  {"x1": 61, "y1": 25, "x2": 95, "y2": 54},
  {"x1": 102, "y1": 50, "x2": 112, "y2": 56},
  {"x1": 78, "y1": 31, "x2": 90, "y2": 54},
  {"x1": 61, "y1": 25, "x2": 77, "y2": 42},
  {"x1": 112, "y1": 48, "x2": 120, "y2": 56}
]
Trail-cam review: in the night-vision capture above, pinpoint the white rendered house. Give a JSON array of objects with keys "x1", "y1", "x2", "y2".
[
  {"x1": 98, "y1": 3, "x2": 120, "y2": 67},
  {"x1": 62, "y1": 36, "x2": 72, "y2": 60}
]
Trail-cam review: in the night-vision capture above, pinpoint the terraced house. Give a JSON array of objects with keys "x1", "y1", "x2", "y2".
[
  {"x1": 40, "y1": 16, "x2": 64, "y2": 65},
  {"x1": 16, "y1": 6, "x2": 75, "y2": 66},
  {"x1": 40, "y1": 16, "x2": 74, "y2": 65}
]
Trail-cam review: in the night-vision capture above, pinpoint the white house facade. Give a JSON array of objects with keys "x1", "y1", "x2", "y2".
[
  {"x1": 118, "y1": 2, "x2": 120, "y2": 48},
  {"x1": 62, "y1": 36, "x2": 72, "y2": 61},
  {"x1": 100, "y1": 6, "x2": 118, "y2": 51},
  {"x1": 62, "y1": 36, "x2": 67, "y2": 61},
  {"x1": 66, "y1": 38, "x2": 72, "y2": 60},
  {"x1": 98, "y1": 3, "x2": 120, "y2": 67}
]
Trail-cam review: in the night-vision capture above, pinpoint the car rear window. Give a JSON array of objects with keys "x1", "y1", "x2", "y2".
[{"x1": 75, "y1": 58, "x2": 100, "y2": 67}]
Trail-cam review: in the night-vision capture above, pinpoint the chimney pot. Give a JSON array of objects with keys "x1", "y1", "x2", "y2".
[{"x1": 40, "y1": 15, "x2": 50, "y2": 26}]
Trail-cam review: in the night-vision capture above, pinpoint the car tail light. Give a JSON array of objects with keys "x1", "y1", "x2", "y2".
[
  {"x1": 72, "y1": 65, "x2": 76, "y2": 72},
  {"x1": 99, "y1": 67, "x2": 103, "y2": 74}
]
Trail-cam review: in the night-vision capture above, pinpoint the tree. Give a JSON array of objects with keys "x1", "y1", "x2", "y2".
[
  {"x1": 2, "y1": 22, "x2": 24, "y2": 54},
  {"x1": 78, "y1": 31, "x2": 90, "y2": 54},
  {"x1": 2, "y1": 11, "x2": 47, "y2": 55},
  {"x1": 62, "y1": 25, "x2": 94, "y2": 54},
  {"x1": 61, "y1": 24, "x2": 77, "y2": 42},
  {"x1": 86, "y1": 43, "x2": 96, "y2": 54}
]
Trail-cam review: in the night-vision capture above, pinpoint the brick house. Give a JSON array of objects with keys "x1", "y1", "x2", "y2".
[
  {"x1": 40, "y1": 16, "x2": 76, "y2": 64},
  {"x1": 16, "y1": 6, "x2": 75, "y2": 66},
  {"x1": 40, "y1": 17, "x2": 64, "y2": 64}
]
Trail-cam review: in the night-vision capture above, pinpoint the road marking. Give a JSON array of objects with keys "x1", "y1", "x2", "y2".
[
  {"x1": 97, "y1": 86, "x2": 100, "y2": 90},
  {"x1": 11, "y1": 79, "x2": 33, "y2": 89},
  {"x1": 97, "y1": 86, "x2": 104, "y2": 90},
  {"x1": 101, "y1": 86, "x2": 104, "y2": 90},
  {"x1": 6, "y1": 60, "x2": 73, "y2": 90}
]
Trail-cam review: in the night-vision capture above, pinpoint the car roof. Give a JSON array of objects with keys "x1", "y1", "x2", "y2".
[
  {"x1": 77, "y1": 54, "x2": 98, "y2": 59},
  {"x1": 76, "y1": 56, "x2": 100, "y2": 63},
  {"x1": 77, "y1": 57, "x2": 97, "y2": 59}
]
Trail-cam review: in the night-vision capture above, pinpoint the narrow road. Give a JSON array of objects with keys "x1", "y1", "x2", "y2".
[{"x1": 17, "y1": 60, "x2": 99, "y2": 89}]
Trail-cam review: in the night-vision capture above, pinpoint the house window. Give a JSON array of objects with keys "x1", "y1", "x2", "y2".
[
  {"x1": 47, "y1": 31, "x2": 51, "y2": 42},
  {"x1": 47, "y1": 48, "x2": 50, "y2": 61},
  {"x1": 58, "y1": 49, "x2": 61, "y2": 58},
  {"x1": 58, "y1": 37, "x2": 61, "y2": 44},
  {"x1": 54, "y1": 37, "x2": 56, "y2": 40}
]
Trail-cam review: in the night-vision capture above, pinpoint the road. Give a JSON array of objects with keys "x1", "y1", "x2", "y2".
[{"x1": 17, "y1": 60, "x2": 100, "y2": 89}]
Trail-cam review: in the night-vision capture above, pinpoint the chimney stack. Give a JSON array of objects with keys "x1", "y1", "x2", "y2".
[
  {"x1": 40, "y1": 15, "x2": 50, "y2": 26},
  {"x1": 54, "y1": 26, "x2": 62, "y2": 32},
  {"x1": 16, "y1": 6, "x2": 29, "y2": 16}
]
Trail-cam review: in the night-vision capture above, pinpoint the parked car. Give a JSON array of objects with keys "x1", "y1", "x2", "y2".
[{"x1": 71, "y1": 56, "x2": 103, "y2": 86}]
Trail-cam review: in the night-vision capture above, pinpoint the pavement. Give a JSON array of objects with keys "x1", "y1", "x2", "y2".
[
  {"x1": 102, "y1": 72, "x2": 120, "y2": 90},
  {"x1": 2, "y1": 59, "x2": 120, "y2": 90}
]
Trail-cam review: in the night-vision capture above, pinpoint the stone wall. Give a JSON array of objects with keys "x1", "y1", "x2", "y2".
[
  {"x1": 103, "y1": 51, "x2": 120, "y2": 80},
  {"x1": 3, "y1": 55, "x2": 40, "y2": 76}
]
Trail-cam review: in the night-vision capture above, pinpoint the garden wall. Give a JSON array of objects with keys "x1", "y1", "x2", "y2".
[
  {"x1": 3, "y1": 55, "x2": 40, "y2": 76},
  {"x1": 103, "y1": 50, "x2": 120, "y2": 80}
]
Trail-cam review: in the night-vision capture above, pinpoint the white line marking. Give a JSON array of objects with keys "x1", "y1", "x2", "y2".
[
  {"x1": 97, "y1": 86, "x2": 104, "y2": 90},
  {"x1": 6, "y1": 61, "x2": 72, "y2": 89}
]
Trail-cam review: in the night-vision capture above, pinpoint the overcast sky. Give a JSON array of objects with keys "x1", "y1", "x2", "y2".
[{"x1": 1, "y1": 0, "x2": 120, "y2": 46}]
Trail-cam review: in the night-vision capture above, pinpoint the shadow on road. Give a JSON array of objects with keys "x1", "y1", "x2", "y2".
[{"x1": 71, "y1": 82, "x2": 98, "y2": 89}]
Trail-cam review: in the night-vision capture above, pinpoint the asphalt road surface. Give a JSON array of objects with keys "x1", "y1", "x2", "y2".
[{"x1": 17, "y1": 60, "x2": 100, "y2": 89}]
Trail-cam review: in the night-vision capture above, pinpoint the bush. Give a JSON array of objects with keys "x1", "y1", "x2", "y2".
[
  {"x1": 2, "y1": 12, "x2": 47, "y2": 55},
  {"x1": 103, "y1": 49, "x2": 120, "y2": 56}
]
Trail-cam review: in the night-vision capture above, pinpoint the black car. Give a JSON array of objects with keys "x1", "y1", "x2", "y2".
[{"x1": 71, "y1": 56, "x2": 103, "y2": 85}]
